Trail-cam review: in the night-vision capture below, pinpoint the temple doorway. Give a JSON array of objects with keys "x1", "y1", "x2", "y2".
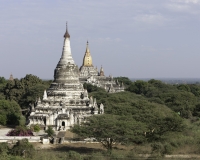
[{"x1": 61, "y1": 121, "x2": 65, "y2": 130}]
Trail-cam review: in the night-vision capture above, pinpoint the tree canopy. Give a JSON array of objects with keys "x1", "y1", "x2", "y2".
[
  {"x1": 114, "y1": 76, "x2": 133, "y2": 86},
  {"x1": 70, "y1": 77, "x2": 200, "y2": 154},
  {"x1": 71, "y1": 114, "x2": 147, "y2": 151},
  {"x1": 3, "y1": 74, "x2": 51, "y2": 109},
  {"x1": 126, "y1": 79, "x2": 200, "y2": 118},
  {"x1": 0, "y1": 100, "x2": 23, "y2": 125},
  {"x1": 0, "y1": 74, "x2": 51, "y2": 126}
]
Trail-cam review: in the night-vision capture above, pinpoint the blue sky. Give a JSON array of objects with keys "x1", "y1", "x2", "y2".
[{"x1": 0, "y1": 0, "x2": 200, "y2": 79}]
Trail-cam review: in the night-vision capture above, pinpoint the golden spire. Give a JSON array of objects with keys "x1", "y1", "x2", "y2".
[
  {"x1": 86, "y1": 41, "x2": 90, "y2": 53},
  {"x1": 83, "y1": 41, "x2": 93, "y2": 67}
]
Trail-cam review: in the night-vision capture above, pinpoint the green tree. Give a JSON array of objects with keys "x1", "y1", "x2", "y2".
[
  {"x1": 146, "y1": 113, "x2": 185, "y2": 142},
  {"x1": 0, "y1": 100, "x2": 22, "y2": 125},
  {"x1": 86, "y1": 91, "x2": 186, "y2": 143},
  {"x1": 10, "y1": 139, "x2": 34, "y2": 158},
  {"x1": 19, "y1": 115, "x2": 26, "y2": 126},
  {"x1": 31, "y1": 124, "x2": 40, "y2": 132},
  {"x1": 177, "y1": 84, "x2": 191, "y2": 92},
  {"x1": 148, "y1": 79, "x2": 169, "y2": 89},
  {"x1": 188, "y1": 84, "x2": 200, "y2": 97},
  {"x1": 0, "y1": 142, "x2": 9, "y2": 156},
  {"x1": 114, "y1": 77, "x2": 133, "y2": 86},
  {"x1": 0, "y1": 77, "x2": 6, "y2": 84},
  {"x1": 0, "y1": 114, "x2": 6, "y2": 125},
  {"x1": 193, "y1": 103, "x2": 200, "y2": 117},
  {"x1": 127, "y1": 80, "x2": 148, "y2": 94},
  {"x1": 0, "y1": 77, "x2": 6, "y2": 100},
  {"x1": 22, "y1": 84, "x2": 49, "y2": 107},
  {"x1": 161, "y1": 91, "x2": 196, "y2": 117},
  {"x1": 71, "y1": 114, "x2": 147, "y2": 152},
  {"x1": 4, "y1": 74, "x2": 50, "y2": 109},
  {"x1": 83, "y1": 83, "x2": 105, "y2": 93},
  {"x1": 45, "y1": 126, "x2": 55, "y2": 137}
]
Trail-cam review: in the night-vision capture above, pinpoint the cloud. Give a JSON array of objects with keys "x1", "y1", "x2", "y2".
[
  {"x1": 140, "y1": 45, "x2": 174, "y2": 54},
  {"x1": 133, "y1": 14, "x2": 167, "y2": 26},
  {"x1": 166, "y1": 0, "x2": 200, "y2": 14},
  {"x1": 166, "y1": 4, "x2": 190, "y2": 12},
  {"x1": 171, "y1": 0, "x2": 200, "y2": 4},
  {"x1": 93, "y1": 37, "x2": 122, "y2": 43}
]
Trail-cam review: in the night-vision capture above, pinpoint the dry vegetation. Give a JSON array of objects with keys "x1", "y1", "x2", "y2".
[{"x1": 30, "y1": 142, "x2": 200, "y2": 159}]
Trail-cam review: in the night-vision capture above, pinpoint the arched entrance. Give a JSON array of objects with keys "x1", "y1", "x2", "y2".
[{"x1": 61, "y1": 121, "x2": 65, "y2": 130}]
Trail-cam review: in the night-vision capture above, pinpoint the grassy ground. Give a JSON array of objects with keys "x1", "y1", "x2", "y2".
[
  {"x1": 2, "y1": 128, "x2": 200, "y2": 159},
  {"x1": 30, "y1": 143, "x2": 200, "y2": 160},
  {"x1": 31, "y1": 129, "x2": 200, "y2": 159}
]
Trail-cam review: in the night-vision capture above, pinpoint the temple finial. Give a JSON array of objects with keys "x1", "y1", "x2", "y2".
[
  {"x1": 86, "y1": 40, "x2": 89, "y2": 49},
  {"x1": 64, "y1": 21, "x2": 70, "y2": 38},
  {"x1": 86, "y1": 40, "x2": 90, "y2": 53}
]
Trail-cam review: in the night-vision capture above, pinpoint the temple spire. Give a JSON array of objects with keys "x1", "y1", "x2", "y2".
[
  {"x1": 82, "y1": 41, "x2": 93, "y2": 67},
  {"x1": 99, "y1": 65, "x2": 105, "y2": 76},
  {"x1": 64, "y1": 22, "x2": 70, "y2": 38},
  {"x1": 86, "y1": 41, "x2": 90, "y2": 53},
  {"x1": 57, "y1": 22, "x2": 75, "y2": 66}
]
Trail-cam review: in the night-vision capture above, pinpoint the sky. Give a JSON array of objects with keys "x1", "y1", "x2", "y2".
[{"x1": 0, "y1": 0, "x2": 200, "y2": 79}]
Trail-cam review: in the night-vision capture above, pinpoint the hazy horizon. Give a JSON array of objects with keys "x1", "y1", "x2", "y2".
[{"x1": 1, "y1": 0, "x2": 200, "y2": 79}]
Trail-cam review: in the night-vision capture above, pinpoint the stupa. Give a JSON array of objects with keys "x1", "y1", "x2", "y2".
[{"x1": 28, "y1": 24, "x2": 103, "y2": 131}]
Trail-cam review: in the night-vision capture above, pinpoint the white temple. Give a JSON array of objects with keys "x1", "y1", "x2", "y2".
[{"x1": 28, "y1": 24, "x2": 104, "y2": 131}]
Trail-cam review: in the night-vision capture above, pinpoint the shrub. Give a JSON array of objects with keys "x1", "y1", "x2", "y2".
[
  {"x1": 0, "y1": 114, "x2": 7, "y2": 125},
  {"x1": 0, "y1": 143, "x2": 9, "y2": 155},
  {"x1": 151, "y1": 142, "x2": 164, "y2": 157},
  {"x1": 109, "y1": 150, "x2": 126, "y2": 159},
  {"x1": 19, "y1": 116, "x2": 26, "y2": 126},
  {"x1": 32, "y1": 124, "x2": 40, "y2": 132},
  {"x1": 86, "y1": 152, "x2": 105, "y2": 160},
  {"x1": 163, "y1": 143, "x2": 174, "y2": 155},
  {"x1": 6, "y1": 126, "x2": 33, "y2": 136},
  {"x1": 45, "y1": 126, "x2": 55, "y2": 137},
  {"x1": 10, "y1": 139, "x2": 34, "y2": 158},
  {"x1": 67, "y1": 150, "x2": 82, "y2": 160},
  {"x1": 0, "y1": 100, "x2": 21, "y2": 125},
  {"x1": 151, "y1": 142, "x2": 175, "y2": 156},
  {"x1": 126, "y1": 150, "x2": 138, "y2": 159}
]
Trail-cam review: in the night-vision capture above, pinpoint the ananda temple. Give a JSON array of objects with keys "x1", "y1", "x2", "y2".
[
  {"x1": 79, "y1": 41, "x2": 124, "y2": 93},
  {"x1": 28, "y1": 24, "x2": 123, "y2": 130}
]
